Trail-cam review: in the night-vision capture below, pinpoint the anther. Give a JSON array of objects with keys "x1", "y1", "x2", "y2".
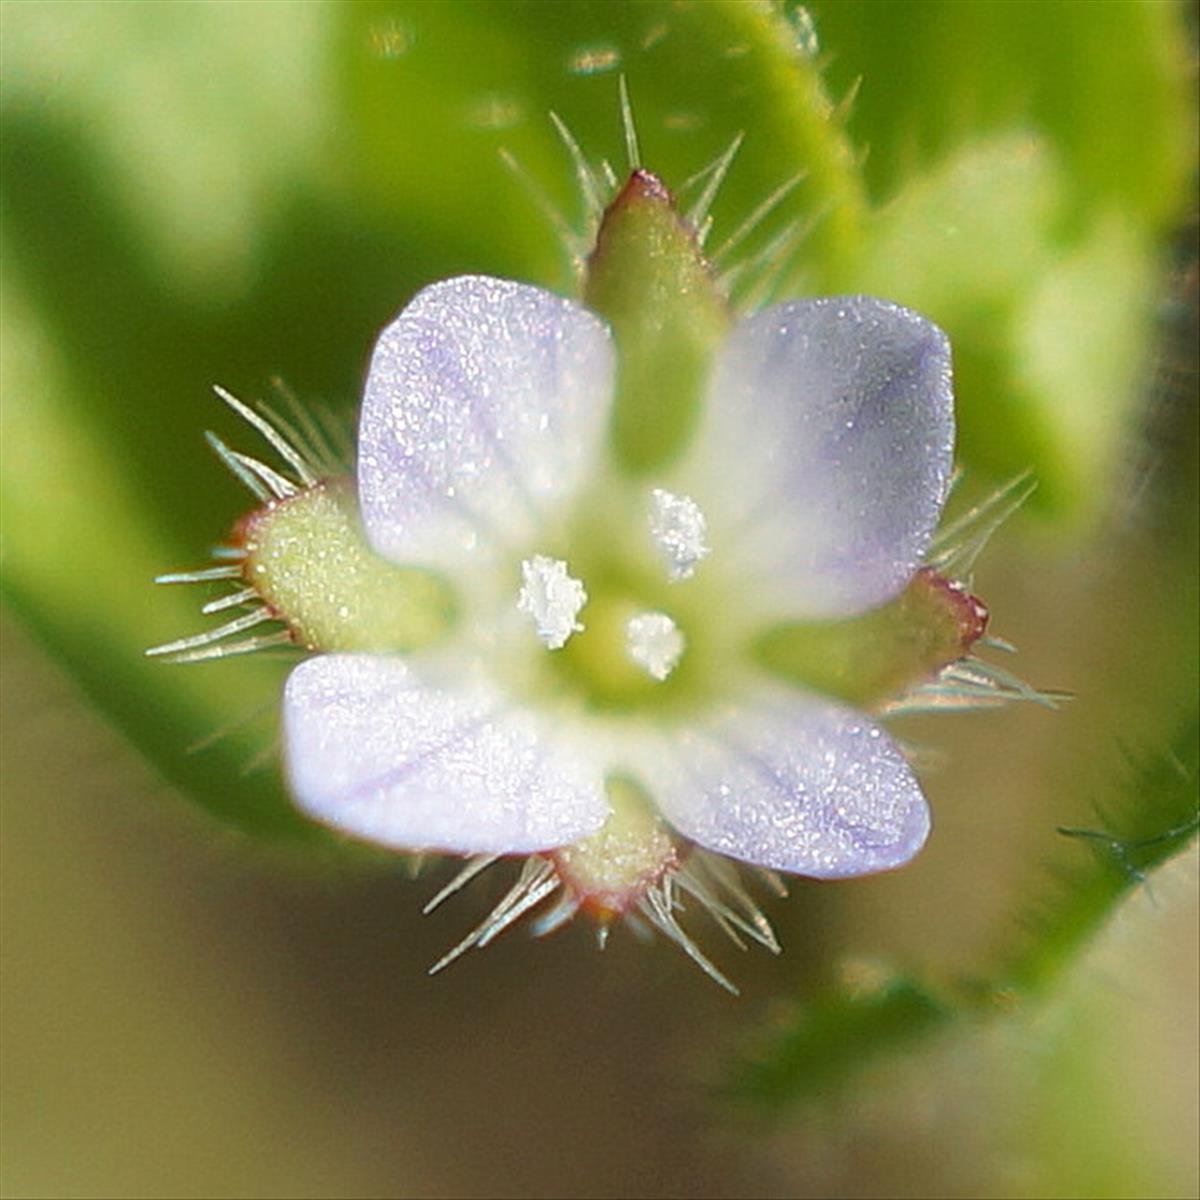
[
  {"x1": 625, "y1": 611, "x2": 685, "y2": 681},
  {"x1": 649, "y1": 488, "x2": 710, "y2": 582},
  {"x1": 517, "y1": 556, "x2": 587, "y2": 649}
]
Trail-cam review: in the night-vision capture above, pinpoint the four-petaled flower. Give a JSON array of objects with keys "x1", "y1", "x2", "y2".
[{"x1": 282, "y1": 274, "x2": 954, "y2": 883}]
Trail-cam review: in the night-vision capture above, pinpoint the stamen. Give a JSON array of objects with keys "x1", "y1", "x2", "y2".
[
  {"x1": 649, "y1": 488, "x2": 711, "y2": 581},
  {"x1": 625, "y1": 611, "x2": 685, "y2": 681},
  {"x1": 517, "y1": 555, "x2": 587, "y2": 649}
]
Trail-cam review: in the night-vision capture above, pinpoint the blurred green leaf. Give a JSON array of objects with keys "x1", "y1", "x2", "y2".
[
  {"x1": 1, "y1": 266, "x2": 309, "y2": 836},
  {"x1": 849, "y1": 136, "x2": 1158, "y2": 515},
  {"x1": 0, "y1": 1, "x2": 333, "y2": 294},
  {"x1": 808, "y1": 0, "x2": 1194, "y2": 233},
  {"x1": 1006, "y1": 716, "x2": 1200, "y2": 992},
  {"x1": 1, "y1": 1, "x2": 442, "y2": 837},
  {"x1": 339, "y1": 0, "x2": 867, "y2": 290},
  {"x1": 808, "y1": 0, "x2": 1194, "y2": 519},
  {"x1": 727, "y1": 976, "x2": 953, "y2": 1110},
  {"x1": 1019, "y1": 844, "x2": 1199, "y2": 1199}
]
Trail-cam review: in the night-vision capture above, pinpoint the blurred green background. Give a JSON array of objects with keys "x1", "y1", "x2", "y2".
[{"x1": 2, "y1": 2, "x2": 1197, "y2": 1197}]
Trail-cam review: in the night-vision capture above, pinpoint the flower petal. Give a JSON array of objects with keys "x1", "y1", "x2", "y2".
[
  {"x1": 635, "y1": 686, "x2": 930, "y2": 878},
  {"x1": 282, "y1": 654, "x2": 610, "y2": 854},
  {"x1": 358, "y1": 275, "x2": 614, "y2": 570},
  {"x1": 679, "y1": 296, "x2": 954, "y2": 619}
]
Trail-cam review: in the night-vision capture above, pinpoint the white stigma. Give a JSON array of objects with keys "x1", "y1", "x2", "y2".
[
  {"x1": 625, "y1": 611, "x2": 685, "y2": 681},
  {"x1": 649, "y1": 488, "x2": 710, "y2": 582},
  {"x1": 517, "y1": 556, "x2": 587, "y2": 649}
]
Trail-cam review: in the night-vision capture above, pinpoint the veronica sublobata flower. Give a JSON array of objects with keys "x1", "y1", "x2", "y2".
[{"x1": 153, "y1": 166, "x2": 1008, "y2": 988}]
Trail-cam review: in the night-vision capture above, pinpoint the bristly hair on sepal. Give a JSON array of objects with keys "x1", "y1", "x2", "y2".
[
  {"x1": 501, "y1": 77, "x2": 823, "y2": 310},
  {"x1": 146, "y1": 383, "x2": 351, "y2": 665},
  {"x1": 883, "y1": 471, "x2": 1066, "y2": 718},
  {"x1": 421, "y1": 848, "x2": 785, "y2": 995}
]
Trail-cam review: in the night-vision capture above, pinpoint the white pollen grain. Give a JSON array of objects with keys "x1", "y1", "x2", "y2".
[
  {"x1": 649, "y1": 488, "x2": 711, "y2": 582},
  {"x1": 517, "y1": 555, "x2": 587, "y2": 649},
  {"x1": 625, "y1": 611, "x2": 685, "y2": 681}
]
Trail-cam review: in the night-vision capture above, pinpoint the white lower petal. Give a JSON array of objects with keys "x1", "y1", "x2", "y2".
[
  {"x1": 357, "y1": 275, "x2": 614, "y2": 570},
  {"x1": 634, "y1": 685, "x2": 930, "y2": 878},
  {"x1": 283, "y1": 654, "x2": 610, "y2": 854},
  {"x1": 676, "y1": 296, "x2": 954, "y2": 621}
]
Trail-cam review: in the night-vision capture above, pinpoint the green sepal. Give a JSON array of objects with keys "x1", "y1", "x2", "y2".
[
  {"x1": 583, "y1": 170, "x2": 730, "y2": 473},
  {"x1": 753, "y1": 568, "x2": 988, "y2": 708},
  {"x1": 551, "y1": 776, "x2": 676, "y2": 919},
  {"x1": 242, "y1": 477, "x2": 456, "y2": 653}
]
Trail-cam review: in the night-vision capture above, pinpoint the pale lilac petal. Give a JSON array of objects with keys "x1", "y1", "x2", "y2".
[
  {"x1": 283, "y1": 654, "x2": 609, "y2": 854},
  {"x1": 358, "y1": 275, "x2": 614, "y2": 570},
  {"x1": 676, "y1": 296, "x2": 954, "y2": 620},
  {"x1": 634, "y1": 686, "x2": 930, "y2": 878}
]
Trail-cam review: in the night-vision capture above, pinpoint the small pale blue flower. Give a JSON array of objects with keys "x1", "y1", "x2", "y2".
[{"x1": 282, "y1": 274, "x2": 955, "y2": 881}]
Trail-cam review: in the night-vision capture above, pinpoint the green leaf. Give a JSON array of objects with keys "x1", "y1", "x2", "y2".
[
  {"x1": 804, "y1": 0, "x2": 1194, "y2": 520},
  {"x1": 848, "y1": 136, "x2": 1158, "y2": 517},
  {"x1": 727, "y1": 977, "x2": 952, "y2": 1110},
  {"x1": 807, "y1": 0, "x2": 1195, "y2": 233},
  {"x1": 340, "y1": 0, "x2": 867, "y2": 291},
  {"x1": 1005, "y1": 716, "x2": 1200, "y2": 993}
]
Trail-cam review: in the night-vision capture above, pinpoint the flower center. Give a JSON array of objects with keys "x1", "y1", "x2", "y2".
[
  {"x1": 517, "y1": 555, "x2": 688, "y2": 692},
  {"x1": 510, "y1": 489, "x2": 731, "y2": 713},
  {"x1": 555, "y1": 590, "x2": 688, "y2": 706}
]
